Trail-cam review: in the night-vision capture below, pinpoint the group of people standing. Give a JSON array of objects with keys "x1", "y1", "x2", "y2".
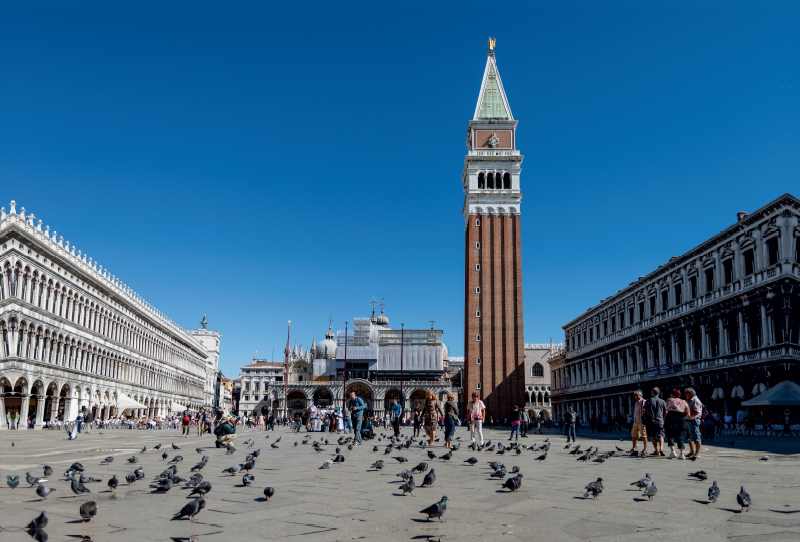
[{"x1": 630, "y1": 387, "x2": 704, "y2": 459}]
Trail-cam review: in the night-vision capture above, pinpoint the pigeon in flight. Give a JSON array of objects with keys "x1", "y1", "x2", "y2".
[
  {"x1": 66, "y1": 424, "x2": 78, "y2": 440},
  {"x1": 420, "y1": 496, "x2": 448, "y2": 522},
  {"x1": 172, "y1": 498, "x2": 206, "y2": 521},
  {"x1": 79, "y1": 501, "x2": 98, "y2": 523},
  {"x1": 708, "y1": 481, "x2": 720, "y2": 503},
  {"x1": 737, "y1": 486, "x2": 751, "y2": 512}
]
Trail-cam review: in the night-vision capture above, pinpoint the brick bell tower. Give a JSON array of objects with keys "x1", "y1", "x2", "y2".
[{"x1": 463, "y1": 38, "x2": 525, "y2": 418}]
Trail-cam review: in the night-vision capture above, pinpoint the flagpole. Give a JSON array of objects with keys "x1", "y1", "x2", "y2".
[
  {"x1": 342, "y1": 321, "x2": 349, "y2": 411},
  {"x1": 285, "y1": 320, "x2": 290, "y2": 418}
]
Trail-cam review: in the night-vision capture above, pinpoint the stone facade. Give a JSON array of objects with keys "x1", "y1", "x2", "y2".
[
  {"x1": 0, "y1": 200, "x2": 220, "y2": 428},
  {"x1": 523, "y1": 342, "x2": 562, "y2": 420},
  {"x1": 550, "y1": 194, "x2": 800, "y2": 423},
  {"x1": 463, "y1": 41, "x2": 526, "y2": 419}
]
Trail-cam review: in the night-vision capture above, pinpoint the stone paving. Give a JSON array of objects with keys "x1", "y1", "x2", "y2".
[{"x1": 0, "y1": 425, "x2": 798, "y2": 542}]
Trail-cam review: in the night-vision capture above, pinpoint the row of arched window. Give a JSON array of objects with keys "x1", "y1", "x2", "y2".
[
  {"x1": 477, "y1": 172, "x2": 511, "y2": 189},
  {"x1": 0, "y1": 318, "x2": 201, "y2": 396},
  {"x1": 0, "y1": 261, "x2": 202, "y2": 372}
]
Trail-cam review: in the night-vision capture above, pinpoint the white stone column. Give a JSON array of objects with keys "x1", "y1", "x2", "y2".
[
  {"x1": 20, "y1": 394, "x2": 30, "y2": 429},
  {"x1": 65, "y1": 395, "x2": 78, "y2": 421},
  {"x1": 0, "y1": 394, "x2": 6, "y2": 430},
  {"x1": 33, "y1": 395, "x2": 46, "y2": 429}
]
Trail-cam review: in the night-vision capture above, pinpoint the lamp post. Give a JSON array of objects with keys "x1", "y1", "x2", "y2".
[
  {"x1": 285, "y1": 320, "x2": 290, "y2": 419},
  {"x1": 342, "y1": 321, "x2": 349, "y2": 411}
]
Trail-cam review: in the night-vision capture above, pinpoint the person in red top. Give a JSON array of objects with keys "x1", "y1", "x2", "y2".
[{"x1": 664, "y1": 389, "x2": 689, "y2": 459}]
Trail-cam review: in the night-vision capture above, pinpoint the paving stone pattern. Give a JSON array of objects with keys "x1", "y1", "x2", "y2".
[{"x1": 0, "y1": 426, "x2": 798, "y2": 541}]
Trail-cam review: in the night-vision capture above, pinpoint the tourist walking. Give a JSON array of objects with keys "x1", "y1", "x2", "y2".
[
  {"x1": 422, "y1": 391, "x2": 444, "y2": 446},
  {"x1": 645, "y1": 387, "x2": 666, "y2": 456},
  {"x1": 412, "y1": 404, "x2": 423, "y2": 437},
  {"x1": 519, "y1": 408, "x2": 530, "y2": 438},
  {"x1": 564, "y1": 406, "x2": 577, "y2": 443},
  {"x1": 665, "y1": 388, "x2": 689, "y2": 459},
  {"x1": 509, "y1": 406, "x2": 521, "y2": 441},
  {"x1": 390, "y1": 399, "x2": 403, "y2": 438},
  {"x1": 257, "y1": 411, "x2": 265, "y2": 431},
  {"x1": 629, "y1": 390, "x2": 648, "y2": 456},
  {"x1": 348, "y1": 391, "x2": 367, "y2": 444},
  {"x1": 702, "y1": 409, "x2": 715, "y2": 442},
  {"x1": 443, "y1": 393, "x2": 459, "y2": 449},
  {"x1": 466, "y1": 393, "x2": 485, "y2": 445},
  {"x1": 83, "y1": 408, "x2": 93, "y2": 434},
  {"x1": 684, "y1": 387, "x2": 703, "y2": 459}
]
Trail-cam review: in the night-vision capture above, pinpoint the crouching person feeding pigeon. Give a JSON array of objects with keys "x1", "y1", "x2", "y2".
[{"x1": 214, "y1": 416, "x2": 237, "y2": 448}]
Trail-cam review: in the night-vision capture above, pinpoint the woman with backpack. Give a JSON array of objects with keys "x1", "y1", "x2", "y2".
[
  {"x1": 422, "y1": 391, "x2": 444, "y2": 446},
  {"x1": 181, "y1": 409, "x2": 192, "y2": 437}
]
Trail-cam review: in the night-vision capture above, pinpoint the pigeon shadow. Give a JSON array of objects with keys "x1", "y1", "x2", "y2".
[
  {"x1": 632, "y1": 498, "x2": 651, "y2": 502},
  {"x1": 770, "y1": 509, "x2": 800, "y2": 514},
  {"x1": 409, "y1": 518, "x2": 431, "y2": 523},
  {"x1": 254, "y1": 497, "x2": 268, "y2": 502},
  {"x1": 691, "y1": 499, "x2": 710, "y2": 505},
  {"x1": 719, "y1": 508, "x2": 744, "y2": 514},
  {"x1": 66, "y1": 520, "x2": 86, "y2": 524}
]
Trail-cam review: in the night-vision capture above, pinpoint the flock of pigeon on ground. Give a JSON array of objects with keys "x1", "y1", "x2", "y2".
[{"x1": 4, "y1": 428, "x2": 762, "y2": 540}]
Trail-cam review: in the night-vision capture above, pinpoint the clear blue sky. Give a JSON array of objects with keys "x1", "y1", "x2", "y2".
[{"x1": 1, "y1": 1, "x2": 798, "y2": 377}]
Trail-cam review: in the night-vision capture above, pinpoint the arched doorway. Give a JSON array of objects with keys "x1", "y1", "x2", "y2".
[
  {"x1": 383, "y1": 389, "x2": 403, "y2": 412},
  {"x1": 409, "y1": 390, "x2": 426, "y2": 411},
  {"x1": 286, "y1": 391, "x2": 307, "y2": 418},
  {"x1": 313, "y1": 388, "x2": 332, "y2": 408},
  {"x1": 345, "y1": 384, "x2": 373, "y2": 415}
]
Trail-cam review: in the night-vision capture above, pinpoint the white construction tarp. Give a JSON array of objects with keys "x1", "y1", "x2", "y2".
[{"x1": 116, "y1": 392, "x2": 148, "y2": 411}]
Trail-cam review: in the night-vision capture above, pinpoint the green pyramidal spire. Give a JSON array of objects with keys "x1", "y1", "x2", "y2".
[{"x1": 474, "y1": 38, "x2": 512, "y2": 120}]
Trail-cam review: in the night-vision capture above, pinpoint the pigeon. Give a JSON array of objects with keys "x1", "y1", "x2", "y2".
[
  {"x1": 43, "y1": 466, "x2": 53, "y2": 477},
  {"x1": 7, "y1": 475, "x2": 19, "y2": 489},
  {"x1": 80, "y1": 474, "x2": 101, "y2": 484},
  {"x1": 427, "y1": 450, "x2": 437, "y2": 460},
  {"x1": 172, "y1": 443, "x2": 180, "y2": 450},
  {"x1": 162, "y1": 453, "x2": 168, "y2": 461},
  {"x1": 222, "y1": 464, "x2": 242, "y2": 476},
  {"x1": 569, "y1": 447, "x2": 582, "y2": 455},
  {"x1": 190, "y1": 461, "x2": 207, "y2": 472},
  {"x1": 263, "y1": 486, "x2": 275, "y2": 501},
  {"x1": 70, "y1": 462, "x2": 85, "y2": 472},
  {"x1": 583, "y1": 478, "x2": 604, "y2": 500},
  {"x1": 243, "y1": 459, "x2": 255, "y2": 472},
  {"x1": 242, "y1": 474, "x2": 254, "y2": 486},
  {"x1": 271, "y1": 442, "x2": 279, "y2": 449},
  {"x1": 102, "y1": 456, "x2": 114, "y2": 465},
  {"x1": 535, "y1": 453, "x2": 547, "y2": 462},
  {"x1": 708, "y1": 481, "x2": 720, "y2": 503},
  {"x1": 134, "y1": 467, "x2": 145, "y2": 480},
  {"x1": 503, "y1": 473, "x2": 523, "y2": 493},
  {"x1": 66, "y1": 424, "x2": 78, "y2": 440},
  {"x1": 631, "y1": 473, "x2": 651, "y2": 489},
  {"x1": 737, "y1": 486, "x2": 751, "y2": 512},
  {"x1": 399, "y1": 475, "x2": 416, "y2": 496},
  {"x1": 79, "y1": 501, "x2": 98, "y2": 523},
  {"x1": 373, "y1": 446, "x2": 379, "y2": 452},
  {"x1": 333, "y1": 455, "x2": 345, "y2": 463},
  {"x1": 170, "y1": 455, "x2": 184, "y2": 464},
  {"x1": 394, "y1": 456, "x2": 409, "y2": 463},
  {"x1": 616, "y1": 446, "x2": 625, "y2": 452},
  {"x1": 422, "y1": 469, "x2": 436, "y2": 488},
  {"x1": 321, "y1": 459, "x2": 334, "y2": 469},
  {"x1": 642, "y1": 482, "x2": 657, "y2": 501},
  {"x1": 689, "y1": 470, "x2": 708, "y2": 481},
  {"x1": 413, "y1": 462, "x2": 429, "y2": 473},
  {"x1": 371, "y1": 460, "x2": 385, "y2": 470},
  {"x1": 27, "y1": 472, "x2": 48, "y2": 487},
  {"x1": 759, "y1": 455, "x2": 770, "y2": 461},
  {"x1": 397, "y1": 469, "x2": 413, "y2": 481},
  {"x1": 172, "y1": 497, "x2": 206, "y2": 521},
  {"x1": 150, "y1": 479, "x2": 173, "y2": 493},
  {"x1": 70, "y1": 478, "x2": 91, "y2": 497},
  {"x1": 188, "y1": 481, "x2": 212, "y2": 497},
  {"x1": 27, "y1": 511, "x2": 48, "y2": 530},
  {"x1": 125, "y1": 473, "x2": 136, "y2": 485},
  {"x1": 196, "y1": 448, "x2": 204, "y2": 454},
  {"x1": 490, "y1": 467, "x2": 508, "y2": 479},
  {"x1": 420, "y1": 495, "x2": 448, "y2": 522},
  {"x1": 564, "y1": 444, "x2": 572, "y2": 449},
  {"x1": 464, "y1": 457, "x2": 478, "y2": 465},
  {"x1": 141, "y1": 446, "x2": 147, "y2": 453},
  {"x1": 108, "y1": 475, "x2": 118, "y2": 492},
  {"x1": 511, "y1": 466, "x2": 521, "y2": 474},
  {"x1": 36, "y1": 484, "x2": 56, "y2": 500}
]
